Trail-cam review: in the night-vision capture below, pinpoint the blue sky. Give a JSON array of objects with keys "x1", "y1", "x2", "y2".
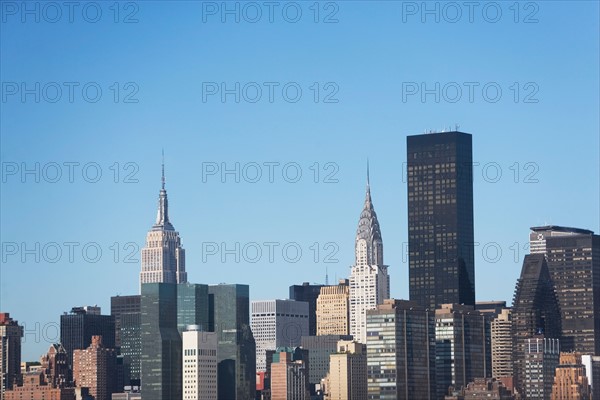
[{"x1": 1, "y1": 1, "x2": 598, "y2": 360}]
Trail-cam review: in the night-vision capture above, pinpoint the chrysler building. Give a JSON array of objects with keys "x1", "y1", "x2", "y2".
[
  {"x1": 349, "y1": 165, "x2": 390, "y2": 344},
  {"x1": 139, "y1": 158, "x2": 187, "y2": 290}
]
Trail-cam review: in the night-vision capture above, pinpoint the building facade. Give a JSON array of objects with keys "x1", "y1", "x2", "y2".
[
  {"x1": 251, "y1": 299, "x2": 309, "y2": 372},
  {"x1": 289, "y1": 283, "x2": 324, "y2": 337},
  {"x1": 316, "y1": 280, "x2": 350, "y2": 336},
  {"x1": 208, "y1": 284, "x2": 256, "y2": 400},
  {"x1": 0, "y1": 313, "x2": 23, "y2": 395},
  {"x1": 140, "y1": 283, "x2": 182, "y2": 400},
  {"x1": 177, "y1": 283, "x2": 209, "y2": 334},
  {"x1": 407, "y1": 131, "x2": 475, "y2": 310},
  {"x1": 323, "y1": 340, "x2": 367, "y2": 400},
  {"x1": 512, "y1": 254, "x2": 562, "y2": 395},
  {"x1": 110, "y1": 295, "x2": 141, "y2": 348},
  {"x1": 72, "y1": 335, "x2": 117, "y2": 400},
  {"x1": 182, "y1": 326, "x2": 218, "y2": 400},
  {"x1": 523, "y1": 336, "x2": 560, "y2": 400},
  {"x1": 551, "y1": 352, "x2": 591, "y2": 400},
  {"x1": 270, "y1": 348, "x2": 310, "y2": 400},
  {"x1": 366, "y1": 299, "x2": 436, "y2": 400},
  {"x1": 349, "y1": 170, "x2": 390, "y2": 344},
  {"x1": 301, "y1": 335, "x2": 352, "y2": 393},
  {"x1": 530, "y1": 226, "x2": 600, "y2": 354},
  {"x1": 139, "y1": 162, "x2": 187, "y2": 288},
  {"x1": 435, "y1": 304, "x2": 489, "y2": 398},
  {"x1": 491, "y1": 308, "x2": 513, "y2": 385},
  {"x1": 60, "y1": 307, "x2": 115, "y2": 369}
]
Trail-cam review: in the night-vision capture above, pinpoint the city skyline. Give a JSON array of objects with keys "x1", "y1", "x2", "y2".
[{"x1": 2, "y1": 2, "x2": 599, "y2": 364}]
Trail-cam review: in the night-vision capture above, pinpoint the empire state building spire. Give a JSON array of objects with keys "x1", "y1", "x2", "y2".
[
  {"x1": 154, "y1": 151, "x2": 174, "y2": 231},
  {"x1": 140, "y1": 153, "x2": 187, "y2": 290}
]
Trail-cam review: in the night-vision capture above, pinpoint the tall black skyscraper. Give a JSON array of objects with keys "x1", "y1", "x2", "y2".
[
  {"x1": 530, "y1": 225, "x2": 600, "y2": 354},
  {"x1": 511, "y1": 254, "x2": 562, "y2": 395},
  {"x1": 208, "y1": 284, "x2": 256, "y2": 400},
  {"x1": 110, "y1": 295, "x2": 141, "y2": 348},
  {"x1": 60, "y1": 306, "x2": 115, "y2": 368},
  {"x1": 289, "y1": 282, "x2": 324, "y2": 336},
  {"x1": 407, "y1": 131, "x2": 475, "y2": 310},
  {"x1": 110, "y1": 295, "x2": 141, "y2": 389},
  {"x1": 140, "y1": 283, "x2": 181, "y2": 400}
]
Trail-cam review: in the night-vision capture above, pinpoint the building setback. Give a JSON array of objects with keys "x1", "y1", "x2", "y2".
[
  {"x1": 511, "y1": 254, "x2": 562, "y2": 396},
  {"x1": 140, "y1": 283, "x2": 181, "y2": 400},
  {"x1": 208, "y1": 284, "x2": 256, "y2": 400},
  {"x1": 530, "y1": 226, "x2": 600, "y2": 354},
  {"x1": 251, "y1": 299, "x2": 309, "y2": 372},
  {"x1": 407, "y1": 131, "x2": 475, "y2": 310},
  {"x1": 366, "y1": 299, "x2": 436, "y2": 400},
  {"x1": 73, "y1": 335, "x2": 117, "y2": 400}
]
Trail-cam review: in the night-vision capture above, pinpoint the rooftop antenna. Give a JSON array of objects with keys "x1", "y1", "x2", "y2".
[
  {"x1": 325, "y1": 266, "x2": 329, "y2": 286},
  {"x1": 161, "y1": 149, "x2": 165, "y2": 190}
]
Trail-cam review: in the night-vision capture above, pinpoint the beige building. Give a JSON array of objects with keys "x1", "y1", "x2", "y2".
[
  {"x1": 323, "y1": 340, "x2": 367, "y2": 400},
  {"x1": 73, "y1": 335, "x2": 117, "y2": 400},
  {"x1": 491, "y1": 308, "x2": 513, "y2": 381},
  {"x1": 551, "y1": 353, "x2": 591, "y2": 400},
  {"x1": 317, "y1": 280, "x2": 350, "y2": 336},
  {"x1": 270, "y1": 349, "x2": 310, "y2": 400}
]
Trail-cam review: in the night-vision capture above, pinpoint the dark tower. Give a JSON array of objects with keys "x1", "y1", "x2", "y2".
[
  {"x1": 511, "y1": 254, "x2": 561, "y2": 395},
  {"x1": 407, "y1": 131, "x2": 475, "y2": 310}
]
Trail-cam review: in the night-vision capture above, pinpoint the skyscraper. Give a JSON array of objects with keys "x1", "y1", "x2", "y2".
[
  {"x1": 322, "y1": 340, "x2": 367, "y2": 400},
  {"x1": 139, "y1": 159, "x2": 187, "y2": 289},
  {"x1": 0, "y1": 313, "x2": 23, "y2": 395},
  {"x1": 407, "y1": 131, "x2": 475, "y2": 309},
  {"x1": 289, "y1": 283, "x2": 324, "y2": 336},
  {"x1": 366, "y1": 299, "x2": 436, "y2": 400},
  {"x1": 523, "y1": 336, "x2": 560, "y2": 400},
  {"x1": 491, "y1": 308, "x2": 513, "y2": 388},
  {"x1": 182, "y1": 326, "x2": 218, "y2": 400},
  {"x1": 530, "y1": 226, "x2": 600, "y2": 354},
  {"x1": 512, "y1": 254, "x2": 562, "y2": 396},
  {"x1": 551, "y1": 352, "x2": 591, "y2": 400},
  {"x1": 110, "y1": 295, "x2": 141, "y2": 348},
  {"x1": 270, "y1": 347, "x2": 310, "y2": 400},
  {"x1": 349, "y1": 168, "x2": 390, "y2": 344},
  {"x1": 208, "y1": 284, "x2": 256, "y2": 400},
  {"x1": 316, "y1": 279, "x2": 350, "y2": 336},
  {"x1": 60, "y1": 307, "x2": 115, "y2": 369},
  {"x1": 140, "y1": 283, "x2": 181, "y2": 400},
  {"x1": 301, "y1": 335, "x2": 352, "y2": 393},
  {"x1": 120, "y1": 312, "x2": 141, "y2": 387},
  {"x1": 251, "y1": 299, "x2": 309, "y2": 371},
  {"x1": 435, "y1": 303, "x2": 489, "y2": 398},
  {"x1": 72, "y1": 335, "x2": 117, "y2": 400}
]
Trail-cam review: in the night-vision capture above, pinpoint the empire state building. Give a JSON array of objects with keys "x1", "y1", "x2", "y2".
[{"x1": 139, "y1": 161, "x2": 187, "y2": 289}]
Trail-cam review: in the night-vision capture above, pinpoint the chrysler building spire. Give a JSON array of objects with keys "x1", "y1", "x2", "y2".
[
  {"x1": 355, "y1": 163, "x2": 383, "y2": 266},
  {"x1": 349, "y1": 163, "x2": 390, "y2": 344}
]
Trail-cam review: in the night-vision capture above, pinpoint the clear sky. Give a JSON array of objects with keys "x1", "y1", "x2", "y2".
[{"x1": 1, "y1": 1, "x2": 598, "y2": 360}]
